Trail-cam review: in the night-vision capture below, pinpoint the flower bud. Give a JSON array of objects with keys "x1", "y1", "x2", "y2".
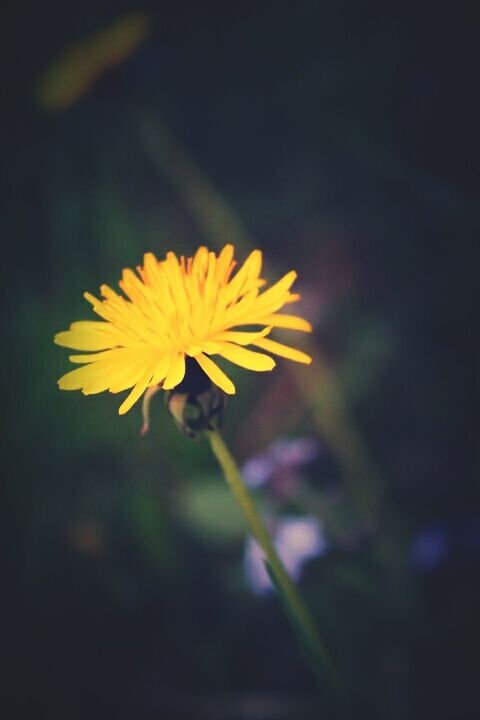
[{"x1": 166, "y1": 358, "x2": 227, "y2": 438}]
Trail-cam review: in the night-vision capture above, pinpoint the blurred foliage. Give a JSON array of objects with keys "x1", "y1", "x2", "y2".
[{"x1": 179, "y1": 475, "x2": 246, "y2": 543}]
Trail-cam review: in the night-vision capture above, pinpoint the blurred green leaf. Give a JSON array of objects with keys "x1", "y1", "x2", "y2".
[{"x1": 179, "y1": 475, "x2": 246, "y2": 542}]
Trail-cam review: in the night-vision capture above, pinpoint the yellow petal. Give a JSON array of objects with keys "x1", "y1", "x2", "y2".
[
  {"x1": 244, "y1": 249, "x2": 262, "y2": 280},
  {"x1": 163, "y1": 352, "x2": 186, "y2": 390},
  {"x1": 68, "y1": 348, "x2": 136, "y2": 364},
  {"x1": 118, "y1": 369, "x2": 153, "y2": 415},
  {"x1": 195, "y1": 353, "x2": 236, "y2": 395},
  {"x1": 192, "y1": 246, "x2": 209, "y2": 276},
  {"x1": 217, "y1": 287, "x2": 258, "y2": 328},
  {"x1": 108, "y1": 362, "x2": 145, "y2": 393},
  {"x1": 83, "y1": 356, "x2": 147, "y2": 395},
  {"x1": 216, "y1": 244, "x2": 234, "y2": 283},
  {"x1": 69, "y1": 320, "x2": 118, "y2": 332},
  {"x1": 198, "y1": 341, "x2": 222, "y2": 354},
  {"x1": 213, "y1": 327, "x2": 271, "y2": 345},
  {"x1": 84, "y1": 291, "x2": 100, "y2": 305},
  {"x1": 68, "y1": 349, "x2": 159, "y2": 398},
  {"x1": 223, "y1": 249, "x2": 262, "y2": 304},
  {"x1": 150, "y1": 353, "x2": 172, "y2": 386},
  {"x1": 83, "y1": 364, "x2": 125, "y2": 395},
  {"x1": 227, "y1": 271, "x2": 299, "y2": 327},
  {"x1": 185, "y1": 345, "x2": 203, "y2": 357},
  {"x1": 141, "y1": 252, "x2": 160, "y2": 287},
  {"x1": 58, "y1": 364, "x2": 98, "y2": 390},
  {"x1": 54, "y1": 330, "x2": 109, "y2": 351},
  {"x1": 253, "y1": 337, "x2": 312, "y2": 364},
  {"x1": 100, "y1": 284, "x2": 121, "y2": 301},
  {"x1": 218, "y1": 343, "x2": 275, "y2": 371},
  {"x1": 163, "y1": 252, "x2": 189, "y2": 317},
  {"x1": 256, "y1": 314, "x2": 312, "y2": 332},
  {"x1": 141, "y1": 254, "x2": 176, "y2": 316},
  {"x1": 254, "y1": 270, "x2": 297, "y2": 308},
  {"x1": 187, "y1": 340, "x2": 221, "y2": 357},
  {"x1": 119, "y1": 268, "x2": 146, "y2": 303},
  {"x1": 54, "y1": 321, "x2": 123, "y2": 351}
]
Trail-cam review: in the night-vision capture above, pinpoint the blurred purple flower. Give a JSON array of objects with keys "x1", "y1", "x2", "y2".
[
  {"x1": 242, "y1": 452, "x2": 275, "y2": 488},
  {"x1": 270, "y1": 437, "x2": 320, "y2": 467},
  {"x1": 411, "y1": 524, "x2": 449, "y2": 571},
  {"x1": 244, "y1": 516, "x2": 328, "y2": 595},
  {"x1": 242, "y1": 437, "x2": 320, "y2": 495},
  {"x1": 411, "y1": 519, "x2": 480, "y2": 572}
]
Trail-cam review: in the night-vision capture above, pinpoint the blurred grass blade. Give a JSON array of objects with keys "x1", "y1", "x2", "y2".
[
  {"x1": 264, "y1": 559, "x2": 337, "y2": 687},
  {"x1": 36, "y1": 12, "x2": 151, "y2": 110},
  {"x1": 139, "y1": 114, "x2": 253, "y2": 253}
]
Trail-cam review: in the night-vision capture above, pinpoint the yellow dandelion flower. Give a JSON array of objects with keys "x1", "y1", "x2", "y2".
[{"x1": 54, "y1": 245, "x2": 312, "y2": 415}]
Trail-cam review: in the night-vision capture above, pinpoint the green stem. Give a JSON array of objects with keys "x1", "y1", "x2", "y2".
[{"x1": 206, "y1": 428, "x2": 337, "y2": 685}]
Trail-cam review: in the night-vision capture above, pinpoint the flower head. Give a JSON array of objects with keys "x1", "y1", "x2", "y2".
[{"x1": 54, "y1": 245, "x2": 312, "y2": 415}]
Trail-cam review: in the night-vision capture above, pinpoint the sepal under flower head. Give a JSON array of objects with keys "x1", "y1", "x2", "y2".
[
  {"x1": 166, "y1": 386, "x2": 226, "y2": 439},
  {"x1": 164, "y1": 355, "x2": 226, "y2": 438}
]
